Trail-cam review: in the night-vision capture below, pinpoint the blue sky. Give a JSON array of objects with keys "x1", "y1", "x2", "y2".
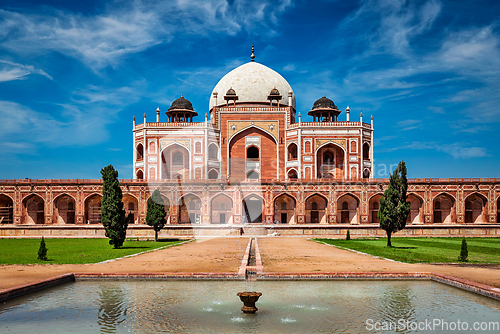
[{"x1": 0, "y1": 0, "x2": 499, "y2": 179}]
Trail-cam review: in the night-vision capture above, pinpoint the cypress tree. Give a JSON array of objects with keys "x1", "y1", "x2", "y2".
[
  {"x1": 101, "y1": 165, "x2": 127, "y2": 248},
  {"x1": 146, "y1": 189, "x2": 167, "y2": 242},
  {"x1": 37, "y1": 236, "x2": 48, "y2": 261},
  {"x1": 378, "y1": 161, "x2": 411, "y2": 247},
  {"x1": 458, "y1": 238, "x2": 468, "y2": 262},
  {"x1": 346, "y1": 230, "x2": 351, "y2": 240}
]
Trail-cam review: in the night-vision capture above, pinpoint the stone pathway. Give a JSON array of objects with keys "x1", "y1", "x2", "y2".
[{"x1": 1, "y1": 236, "x2": 500, "y2": 291}]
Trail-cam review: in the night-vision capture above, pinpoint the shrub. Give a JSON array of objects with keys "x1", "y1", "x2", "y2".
[
  {"x1": 37, "y1": 237, "x2": 48, "y2": 261},
  {"x1": 346, "y1": 230, "x2": 351, "y2": 240},
  {"x1": 458, "y1": 237, "x2": 468, "y2": 262}
]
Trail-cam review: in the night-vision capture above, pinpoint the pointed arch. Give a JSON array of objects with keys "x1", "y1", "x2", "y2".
[
  {"x1": 54, "y1": 193, "x2": 76, "y2": 225},
  {"x1": 305, "y1": 193, "x2": 328, "y2": 224},
  {"x1": 368, "y1": 193, "x2": 384, "y2": 224},
  {"x1": 407, "y1": 193, "x2": 423, "y2": 224},
  {"x1": 85, "y1": 193, "x2": 102, "y2": 224},
  {"x1": 0, "y1": 194, "x2": 14, "y2": 224},
  {"x1": 464, "y1": 192, "x2": 487, "y2": 223},
  {"x1": 161, "y1": 143, "x2": 191, "y2": 180},
  {"x1": 210, "y1": 193, "x2": 233, "y2": 224},
  {"x1": 274, "y1": 194, "x2": 296, "y2": 224},
  {"x1": 433, "y1": 192, "x2": 455, "y2": 224},
  {"x1": 337, "y1": 193, "x2": 359, "y2": 225},
  {"x1": 178, "y1": 193, "x2": 201, "y2": 224},
  {"x1": 242, "y1": 193, "x2": 264, "y2": 224},
  {"x1": 315, "y1": 142, "x2": 346, "y2": 179},
  {"x1": 287, "y1": 168, "x2": 298, "y2": 180},
  {"x1": 123, "y1": 194, "x2": 139, "y2": 224},
  {"x1": 23, "y1": 194, "x2": 45, "y2": 225}
]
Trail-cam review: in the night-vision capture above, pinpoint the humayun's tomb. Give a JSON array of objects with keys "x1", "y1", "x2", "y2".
[{"x1": 0, "y1": 50, "x2": 499, "y2": 237}]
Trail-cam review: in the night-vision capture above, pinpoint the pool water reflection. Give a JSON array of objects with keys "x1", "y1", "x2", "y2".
[{"x1": 1, "y1": 280, "x2": 499, "y2": 333}]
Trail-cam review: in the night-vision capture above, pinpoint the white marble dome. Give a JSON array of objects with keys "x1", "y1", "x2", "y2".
[{"x1": 209, "y1": 62, "x2": 296, "y2": 110}]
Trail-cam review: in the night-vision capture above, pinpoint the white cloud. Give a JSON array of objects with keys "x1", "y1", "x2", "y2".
[
  {"x1": 0, "y1": 0, "x2": 293, "y2": 70},
  {"x1": 0, "y1": 60, "x2": 52, "y2": 82},
  {"x1": 0, "y1": 81, "x2": 144, "y2": 147}
]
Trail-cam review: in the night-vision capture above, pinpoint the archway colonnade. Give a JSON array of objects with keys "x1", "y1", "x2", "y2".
[{"x1": 0, "y1": 180, "x2": 498, "y2": 225}]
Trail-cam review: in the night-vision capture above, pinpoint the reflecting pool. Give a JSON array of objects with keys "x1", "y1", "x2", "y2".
[{"x1": 1, "y1": 280, "x2": 499, "y2": 333}]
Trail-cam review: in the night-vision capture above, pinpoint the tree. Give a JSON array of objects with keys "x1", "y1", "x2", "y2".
[
  {"x1": 101, "y1": 165, "x2": 127, "y2": 248},
  {"x1": 37, "y1": 236, "x2": 48, "y2": 261},
  {"x1": 346, "y1": 230, "x2": 351, "y2": 241},
  {"x1": 146, "y1": 189, "x2": 167, "y2": 242},
  {"x1": 378, "y1": 161, "x2": 411, "y2": 247},
  {"x1": 458, "y1": 237, "x2": 468, "y2": 262}
]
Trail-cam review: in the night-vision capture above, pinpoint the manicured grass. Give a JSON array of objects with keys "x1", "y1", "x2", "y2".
[
  {"x1": 315, "y1": 237, "x2": 500, "y2": 264},
  {"x1": 0, "y1": 238, "x2": 185, "y2": 265}
]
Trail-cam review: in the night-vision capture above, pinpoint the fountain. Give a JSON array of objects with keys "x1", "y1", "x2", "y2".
[
  {"x1": 237, "y1": 239, "x2": 262, "y2": 314},
  {"x1": 237, "y1": 291, "x2": 262, "y2": 314}
]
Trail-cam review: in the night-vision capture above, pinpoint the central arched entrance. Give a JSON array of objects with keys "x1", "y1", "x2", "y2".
[
  {"x1": 123, "y1": 195, "x2": 139, "y2": 224},
  {"x1": 243, "y1": 195, "x2": 263, "y2": 224}
]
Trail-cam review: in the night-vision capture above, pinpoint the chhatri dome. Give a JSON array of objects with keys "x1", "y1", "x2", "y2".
[{"x1": 209, "y1": 47, "x2": 296, "y2": 111}]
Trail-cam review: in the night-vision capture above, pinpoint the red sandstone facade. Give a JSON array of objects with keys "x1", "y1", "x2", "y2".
[{"x1": 0, "y1": 58, "x2": 499, "y2": 231}]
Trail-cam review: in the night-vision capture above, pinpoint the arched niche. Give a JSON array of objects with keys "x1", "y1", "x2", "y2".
[
  {"x1": 316, "y1": 143, "x2": 344, "y2": 179},
  {"x1": 0, "y1": 194, "x2": 14, "y2": 224},
  {"x1": 208, "y1": 143, "x2": 219, "y2": 161},
  {"x1": 305, "y1": 194, "x2": 327, "y2": 224},
  {"x1": 274, "y1": 194, "x2": 296, "y2": 224},
  {"x1": 54, "y1": 194, "x2": 76, "y2": 225},
  {"x1": 161, "y1": 144, "x2": 190, "y2": 180},
  {"x1": 23, "y1": 194, "x2": 44, "y2": 225},
  {"x1": 208, "y1": 169, "x2": 219, "y2": 180},
  {"x1": 136, "y1": 143, "x2": 144, "y2": 161},
  {"x1": 211, "y1": 194, "x2": 233, "y2": 224},
  {"x1": 136, "y1": 170, "x2": 144, "y2": 180},
  {"x1": 407, "y1": 194, "x2": 423, "y2": 224},
  {"x1": 433, "y1": 193, "x2": 455, "y2": 224},
  {"x1": 123, "y1": 195, "x2": 139, "y2": 224},
  {"x1": 337, "y1": 194, "x2": 359, "y2": 224},
  {"x1": 464, "y1": 193, "x2": 487, "y2": 224},
  {"x1": 287, "y1": 169, "x2": 298, "y2": 180},
  {"x1": 179, "y1": 194, "x2": 201, "y2": 224},
  {"x1": 246, "y1": 170, "x2": 259, "y2": 180},
  {"x1": 287, "y1": 143, "x2": 298, "y2": 161},
  {"x1": 242, "y1": 195, "x2": 263, "y2": 224},
  {"x1": 85, "y1": 194, "x2": 102, "y2": 224},
  {"x1": 363, "y1": 142, "x2": 370, "y2": 160},
  {"x1": 368, "y1": 194, "x2": 383, "y2": 224}
]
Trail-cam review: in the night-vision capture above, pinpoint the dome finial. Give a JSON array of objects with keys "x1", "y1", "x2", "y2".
[{"x1": 251, "y1": 44, "x2": 255, "y2": 62}]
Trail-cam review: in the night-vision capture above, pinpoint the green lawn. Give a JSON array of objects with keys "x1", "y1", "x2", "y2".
[
  {"x1": 315, "y1": 237, "x2": 500, "y2": 264},
  {"x1": 0, "y1": 238, "x2": 185, "y2": 265}
]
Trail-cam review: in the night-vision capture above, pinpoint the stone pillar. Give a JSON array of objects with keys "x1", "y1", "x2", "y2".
[
  {"x1": 170, "y1": 190, "x2": 179, "y2": 224},
  {"x1": 264, "y1": 187, "x2": 273, "y2": 223},
  {"x1": 233, "y1": 187, "x2": 241, "y2": 224},
  {"x1": 328, "y1": 187, "x2": 337, "y2": 223},
  {"x1": 45, "y1": 189, "x2": 52, "y2": 225},
  {"x1": 14, "y1": 187, "x2": 22, "y2": 225},
  {"x1": 456, "y1": 187, "x2": 464, "y2": 224},
  {"x1": 360, "y1": 186, "x2": 369, "y2": 224},
  {"x1": 202, "y1": 187, "x2": 210, "y2": 224}
]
